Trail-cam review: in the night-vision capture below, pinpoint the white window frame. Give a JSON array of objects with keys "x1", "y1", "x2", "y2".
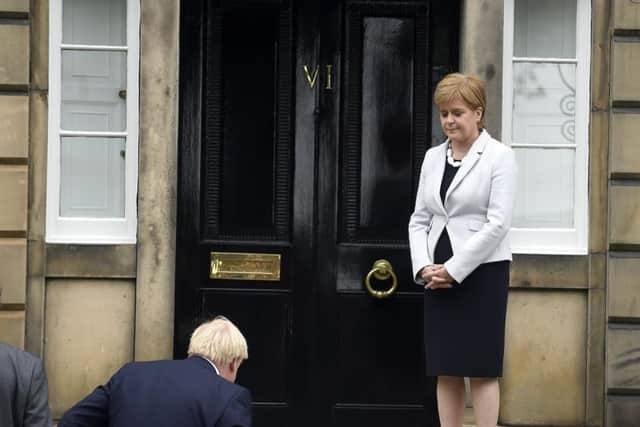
[
  {"x1": 47, "y1": 0, "x2": 140, "y2": 244},
  {"x1": 502, "y1": 0, "x2": 590, "y2": 254}
]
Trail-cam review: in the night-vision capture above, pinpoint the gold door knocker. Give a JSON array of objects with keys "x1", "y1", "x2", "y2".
[{"x1": 365, "y1": 259, "x2": 398, "y2": 299}]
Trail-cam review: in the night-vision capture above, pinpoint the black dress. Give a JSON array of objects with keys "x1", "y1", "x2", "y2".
[{"x1": 423, "y1": 159, "x2": 510, "y2": 378}]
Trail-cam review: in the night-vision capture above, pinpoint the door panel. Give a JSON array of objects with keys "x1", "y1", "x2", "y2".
[
  {"x1": 316, "y1": 2, "x2": 435, "y2": 424},
  {"x1": 359, "y1": 15, "x2": 415, "y2": 231},
  {"x1": 219, "y1": 7, "x2": 278, "y2": 232},
  {"x1": 342, "y1": 2, "x2": 428, "y2": 243},
  {"x1": 335, "y1": 294, "x2": 424, "y2": 403},
  {"x1": 201, "y1": 290, "x2": 291, "y2": 402},
  {"x1": 177, "y1": 1, "x2": 460, "y2": 426},
  {"x1": 177, "y1": 1, "x2": 296, "y2": 425},
  {"x1": 203, "y1": 1, "x2": 292, "y2": 239}
]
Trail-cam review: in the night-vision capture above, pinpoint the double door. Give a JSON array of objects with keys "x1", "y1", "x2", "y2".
[{"x1": 175, "y1": 1, "x2": 459, "y2": 426}]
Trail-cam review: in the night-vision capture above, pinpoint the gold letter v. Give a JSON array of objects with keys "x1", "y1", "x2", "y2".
[{"x1": 303, "y1": 65, "x2": 319, "y2": 89}]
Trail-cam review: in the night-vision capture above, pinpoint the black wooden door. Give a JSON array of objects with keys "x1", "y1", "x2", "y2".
[{"x1": 176, "y1": 1, "x2": 459, "y2": 426}]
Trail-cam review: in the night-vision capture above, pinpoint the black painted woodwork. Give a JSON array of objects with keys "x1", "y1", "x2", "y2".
[
  {"x1": 176, "y1": 1, "x2": 460, "y2": 426},
  {"x1": 204, "y1": 2, "x2": 292, "y2": 240},
  {"x1": 342, "y1": 2, "x2": 427, "y2": 244}
]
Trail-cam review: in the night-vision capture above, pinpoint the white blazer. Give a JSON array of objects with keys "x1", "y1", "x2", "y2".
[{"x1": 408, "y1": 130, "x2": 517, "y2": 284}]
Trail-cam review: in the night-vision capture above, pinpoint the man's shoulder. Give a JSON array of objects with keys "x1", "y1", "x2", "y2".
[
  {"x1": 0, "y1": 343, "x2": 43, "y2": 399},
  {"x1": 115, "y1": 358, "x2": 183, "y2": 376},
  {"x1": 120, "y1": 359, "x2": 177, "y2": 369},
  {"x1": 216, "y1": 382, "x2": 252, "y2": 427},
  {"x1": 218, "y1": 377, "x2": 250, "y2": 397},
  {"x1": 114, "y1": 358, "x2": 249, "y2": 396},
  {"x1": 0, "y1": 342, "x2": 42, "y2": 369},
  {"x1": 116, "y1": 358, "x2": 227, "y2": 381}
]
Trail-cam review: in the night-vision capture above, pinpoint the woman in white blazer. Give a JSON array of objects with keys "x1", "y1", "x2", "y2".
[{"x1": 408, "y1": 73, "x2": 517, "y2": 427}]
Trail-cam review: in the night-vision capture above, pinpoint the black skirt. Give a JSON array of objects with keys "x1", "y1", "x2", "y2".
[{"x1": 423, "y1": 229, "x2": 510, "y2": 377}]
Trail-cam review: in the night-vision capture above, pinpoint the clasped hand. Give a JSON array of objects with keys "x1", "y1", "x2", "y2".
[{"x1": 421, "y1": 264, "x2": 454, "y2": 289}]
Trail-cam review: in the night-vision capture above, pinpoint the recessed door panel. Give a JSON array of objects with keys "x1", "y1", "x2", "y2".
[
  {"x1": 201, "y1": 290, "x2": 291, "y2": 402},
  {"x1": 335, "y1": 294, "x2": 424, "y2": 403},
  {"x1": 341, "y1": 2, "x2": 429, "y2": 243},
  {"x1": 359, "y1": 16, "x2": 415, "y2": 231},
  {"x1": 203, "y1": 2, "x2": 292, "y2": 240}
]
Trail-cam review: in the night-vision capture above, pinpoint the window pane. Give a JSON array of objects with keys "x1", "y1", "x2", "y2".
[
  {"x1": 61, "y1": 50, "x2": 127, "y2": 131},
  {"x1": 62, "y1": 0, "x2": 126, "y2": 45},
  {"x1": 60, "y1": 137, "x2": 126, "y2": 218},
  {"x1": 512, "y1": 62, "x2": 576, "y2": 145},
  {"x1": 513, "y1": 147, "x2": 574, "y2": 228},
  {"x1": 514, "y1": 0, "x2": 576, "y2": 58}
]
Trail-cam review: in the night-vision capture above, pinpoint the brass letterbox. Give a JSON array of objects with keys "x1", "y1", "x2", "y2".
[{"x1": 210, "y1": 252, "x2": 281, "y2": 281}]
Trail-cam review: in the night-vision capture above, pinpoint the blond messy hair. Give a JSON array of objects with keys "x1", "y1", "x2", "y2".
[
  {"x1": 434, "y1": 72, "x2": 487, "y2": 129},
  {"x1": 187, "y1": 316, "x2": 248, "y2": 366}
]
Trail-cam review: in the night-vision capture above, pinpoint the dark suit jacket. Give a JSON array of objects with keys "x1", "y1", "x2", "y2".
[
  {"x1": 58, "y1": 357, "x2": 252, "y2": 427},
  {"x1": 0, "y1": 343, "x2": 53, "y2": 427}
]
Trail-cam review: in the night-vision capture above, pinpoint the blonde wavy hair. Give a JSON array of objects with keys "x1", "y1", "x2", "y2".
[
  {"x1": 187, "y1": 316, "x2": 248, "y2": 365},
  {"x1": 434, "y1": 72, "x2": 487, "y2": 129}
]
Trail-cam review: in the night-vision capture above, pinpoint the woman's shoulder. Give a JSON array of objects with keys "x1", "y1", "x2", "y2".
[
  {"x1": 481, "y1": 134, "x2": 517, "y2": 174},
  {"x1": 425, "y1": 139, "x2": 448, "y2": 158},
  {"x1": 483, "y1": 133, "x2": 512, "y2": 156}
]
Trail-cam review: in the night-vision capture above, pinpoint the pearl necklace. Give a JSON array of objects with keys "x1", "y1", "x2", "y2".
[{"x1": 446, "y1": 145, "x2": 462, "y2": 167}]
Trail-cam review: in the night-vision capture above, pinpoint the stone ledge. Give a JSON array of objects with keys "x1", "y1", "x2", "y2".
[
  {"x1": 46, "y1": 244, "x2": 137, "y2": 279},
  {"x1": 510, "y1": 254, "x2": 588, "y2": 289}
]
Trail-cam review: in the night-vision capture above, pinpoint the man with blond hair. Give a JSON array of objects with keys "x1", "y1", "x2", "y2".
[{"x1": 59, "y1": 316, "x2": 251, "y2": 427}]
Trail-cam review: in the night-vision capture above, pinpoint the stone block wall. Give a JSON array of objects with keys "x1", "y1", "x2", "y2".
[
  {"x1": 607, "y1": 1, "x2": 640, "y2": 425},
  {"x1": 45, "y1": 279, "x2": 135, "y2": 416},
  {"x1": 502, "y1": 290, "x2": 588, "y2": 425},
  {"x1": 3, "y1": 0, "x2": 629, "y2": 425},
  {"x1": 18, "y1": 0, "x2": 180, "y2": 422},
  {"x1": 460, "y1": 1, "x2": 607, "y2": 425},
  {"x1": 0, "y1": 0, "x2": 29, "y2": 348}
]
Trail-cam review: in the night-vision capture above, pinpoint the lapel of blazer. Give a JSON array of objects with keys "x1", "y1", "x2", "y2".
[
  {"x1": 444, "y1": 130, "x2": 490, "y2": 205},
  {"x1": 432, "y1": 142, "x2": 447, "y2": 214}
]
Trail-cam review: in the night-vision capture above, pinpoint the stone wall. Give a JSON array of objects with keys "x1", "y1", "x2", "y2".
[
  {"x1": 461, "y1": 1, "x2": 606, "y2": 425},
  {"x1": 12, "y1": 0, "x2": 180, "y2": 422},
  {"x1": 0, "y1": 0, "x2": 30, "y2": 348},
  {"x1": 607, "y1": 1, "x2": 640, "y2": 425},
  {"x1": 3, "y1": 0, "x2": 630, "y2": 425}
]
